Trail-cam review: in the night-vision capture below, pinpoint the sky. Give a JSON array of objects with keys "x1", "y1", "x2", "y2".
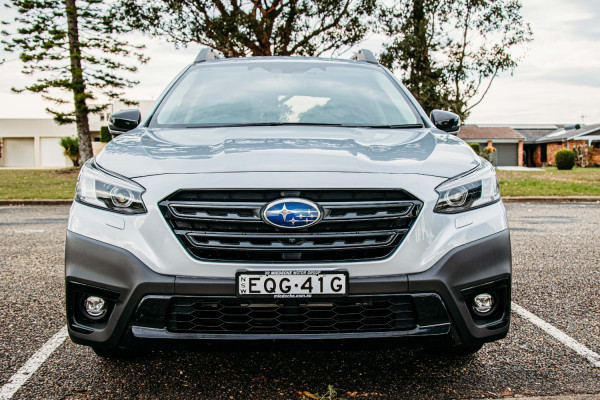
[{"x1": 0, "y1": 0, "x2": 599, "y2": 125}]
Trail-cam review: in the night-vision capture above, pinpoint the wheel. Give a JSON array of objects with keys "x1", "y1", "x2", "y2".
[{"x1": 92, "y1": 346, "x2": 147, "y2": 359}]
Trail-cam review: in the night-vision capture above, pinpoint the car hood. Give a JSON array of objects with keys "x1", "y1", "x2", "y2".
[{"x1": 96, "y1": 126, "x2": 479, "y2": 179}]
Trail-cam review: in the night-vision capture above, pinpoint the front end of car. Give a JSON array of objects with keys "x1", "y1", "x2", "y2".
[{"x1": 66, "y1": 155, "x2": 511, "y2": 354}]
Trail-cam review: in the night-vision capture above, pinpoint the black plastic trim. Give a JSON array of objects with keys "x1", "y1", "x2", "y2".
[{"x1": 65, "y1": 228, "x2": 511, "y2": 349}]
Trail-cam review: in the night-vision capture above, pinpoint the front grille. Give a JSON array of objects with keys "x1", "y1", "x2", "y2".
[
  {"x1": 167, "y1": 296, "x2": 417, "y2": 334},
  {"x1": 159, "y1": 190, "x2": 422, "y2": 262}
]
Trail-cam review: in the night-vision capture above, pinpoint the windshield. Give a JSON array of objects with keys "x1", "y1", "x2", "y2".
[{"x1": 150, "y1": 61, "x2": 422, "y2": 128}]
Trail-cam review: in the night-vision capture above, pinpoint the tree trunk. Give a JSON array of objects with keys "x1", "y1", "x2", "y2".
[
  {"x1": 406, "y1": 0, "x2": 437, "y2": 114},
  {"x1": 65, "y1": 0, "x2": 93, "y2": 164}
]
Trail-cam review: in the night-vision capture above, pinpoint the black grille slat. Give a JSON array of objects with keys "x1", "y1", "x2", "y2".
[
  {"x1": 159, "y1": 190, "x2": 422, "y2": 262},
  {"x1": 182, "y1": 230, "x2": 401, "y2": 250},
  {"x1": 167, "y1": 296, "x2": 417, "y2": 334}
]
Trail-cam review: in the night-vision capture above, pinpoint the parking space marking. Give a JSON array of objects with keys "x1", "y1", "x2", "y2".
[
  {"x1": 1, "y1": 303, "x2": 598, "y2": 400},
  {"x1": 7, "y1": 229, "x2": 45, "y2": 234},
  {"x1": 0, "y1": 325, "x2": 68, "y2": 400},
  {"x1": 512, "y1": 302, "x2": 600, "y2": 368}
]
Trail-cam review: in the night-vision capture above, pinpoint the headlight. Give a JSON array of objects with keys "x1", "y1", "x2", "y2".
[
  {"x1": 434, "y1": 160, "x2": 500, "y2": 213},
  {"x1": 75, "y1": 159, "x2": 146, "y2": 214}
]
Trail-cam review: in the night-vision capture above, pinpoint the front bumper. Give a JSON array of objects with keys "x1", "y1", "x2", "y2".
[{"x1": 65, "y1": 229, "x2": 511, "y2": 350}]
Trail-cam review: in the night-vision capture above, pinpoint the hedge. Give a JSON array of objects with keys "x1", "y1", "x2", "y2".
[
  {"x1": 555, "y1": 149, "x2": 575, "y2": 170},
  {"x1": 468, "y1": 142, "x2": 480, "y2": 154},
  {"x1": 100, "y1": 126, "x2": 111, "y2": 143}
]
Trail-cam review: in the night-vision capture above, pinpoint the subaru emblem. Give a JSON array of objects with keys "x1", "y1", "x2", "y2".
[{"x1": 262, "y1": 198, "x2": 322, "y2": 229}]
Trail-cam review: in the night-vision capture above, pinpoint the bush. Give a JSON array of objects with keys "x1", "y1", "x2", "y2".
[
  {"x1": 468, "y1": 142, "x2": 480, "y2": 154},
  {"x1": 60, "y1": 137, "x2": 79, "y2": 167},
  {"x1": 100, "y1": 126, "x2": 111, "y2": 143},
  {"x1": 555, "y1": 149, "x2": 575, "y2": 170}
]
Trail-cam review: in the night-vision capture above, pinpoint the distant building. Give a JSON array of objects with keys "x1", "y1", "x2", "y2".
[
  {"x1": 529, "y1": 124, "x2": 600, "y2": 166},
  {"x1": 461, "y1": 123, "x2": 600, "y2": 167},
  {"x1": 0, "y1": 100, "x2": 155, "y2": 168},
  {"x1": 457, "y1": 125, "x2": 525, "y2": 166}
]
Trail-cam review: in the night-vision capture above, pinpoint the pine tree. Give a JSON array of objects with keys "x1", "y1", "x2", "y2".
[{"x1": 1, "y1": 0, "x2": 148, "y2": 164}]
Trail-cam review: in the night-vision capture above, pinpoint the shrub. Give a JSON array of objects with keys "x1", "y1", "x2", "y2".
[
  {"x1": 481, "y1": 145, "x2": 497, "y2": 165},
  {"x1": 554, "y1": 149, "x2": 575, "y2": 170},
  {"x1": 100, "y1": 126, "x2": 111, "y2": 143},
  {"x1": 60, "y1": 137, "x2": 79, "y2": 167},
  {"x1": 468, "y1": 142, "x2": 480, "y2": 154}
]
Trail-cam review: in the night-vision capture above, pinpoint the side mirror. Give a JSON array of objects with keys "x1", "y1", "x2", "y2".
[
  {"x1": 108, "y1": 109, "x2": 142, "y2": 136},
  {"x1": 430, "y1": 110, "x2": 460, "y2": 134}
]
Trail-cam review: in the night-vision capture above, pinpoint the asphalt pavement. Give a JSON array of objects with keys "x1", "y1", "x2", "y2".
[{"x1": 0, "y1": 203, "x2": 599, "y2": 399}]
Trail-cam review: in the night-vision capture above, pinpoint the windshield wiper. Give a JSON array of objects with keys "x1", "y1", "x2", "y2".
[
  {"x1": 185, "y1": 122, "x2": 352, "y2": 128},
  {"x1": 185, "y1": 122, "x2": 285, "y2": 128},
  {"x1": 184, "y1": 122, "x2": 424, "y2": 129},
  {"x1": 342, "y1": 123, "x2": 425, "y2": 129}
]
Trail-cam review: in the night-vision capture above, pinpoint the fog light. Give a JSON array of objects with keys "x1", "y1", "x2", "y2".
[
  {"x1": 473, "y1": 293, "x2": 494, "y2": 314},
  {"x1": 84, "y1": 296, "x2": 107, "y2": 318}
]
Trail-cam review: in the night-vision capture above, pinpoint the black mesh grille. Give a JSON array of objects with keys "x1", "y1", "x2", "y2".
[
  {"x1": 159, "y1": 189, "x2": 422, "y2": 262},
  {"x1": 167, "y1": 296, "x2": 417, "y2": 334}
]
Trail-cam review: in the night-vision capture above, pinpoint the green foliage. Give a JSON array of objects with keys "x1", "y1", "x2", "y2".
[
  {"x1": 300, "y1": 385, "x2": 341, "y2": 400},
  {"x1": 60, "y1": 137, "x2": 80, "y2": 167},
  {"x1": 120, "y1": 0, "x2": 377, "y2": 57},
  {"x1": 1, "y1": 0, "x2": 149, "y2": 164},
  {"x1": 468, "y1": 142, "x2": 480, "y2": 154},
  {"x1": 379, "y1": 0, "x2": 532, "y2": 119},
  {"x1": 496, "y1": 167, "x2": 600, "y2": 196},
  {"x1": 555, "y1": 149, "x2": 575, "y2": 170},
  {"x1": 0, "y1": 169, "x2": 79, "y2": 200},
  {"x1": 1, "y1": 0, "x2": 148, "y2": 122},
  {"x1": 100, "y1": 126, "x2": 111, "y2": 143}
]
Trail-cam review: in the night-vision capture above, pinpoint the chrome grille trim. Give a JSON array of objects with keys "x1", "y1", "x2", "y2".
[
  {"x1": 164, "y1": 200, "x2": 416, "y2": 223},
  {"x1": 159, "y1": 190, "x2": 422, "y2": 262},
  {"x1": 182, "y1": 230, "x2": 403, "y2": 250}
]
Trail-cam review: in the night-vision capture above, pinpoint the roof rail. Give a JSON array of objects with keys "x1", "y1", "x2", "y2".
[
  {"x1": 351, "y1": 49, "x2": 378, "y2": 64},
  {"x1": 194, "y1": 48, "x2": 221, "y2": 63}
]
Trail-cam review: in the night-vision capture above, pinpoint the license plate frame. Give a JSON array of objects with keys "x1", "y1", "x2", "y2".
[{"x1": 235, "y1": 270, "x2": 348, "y2": 299}]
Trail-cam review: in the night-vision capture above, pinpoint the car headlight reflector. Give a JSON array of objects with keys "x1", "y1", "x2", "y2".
[
  {"x1": 75, "y1": 159, "x2": 146, "y2": 214},
  {"x1": 434, "y1": 160, "x2": 500, "y2": 213}
]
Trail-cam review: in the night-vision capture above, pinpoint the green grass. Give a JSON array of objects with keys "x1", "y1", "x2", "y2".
[
  {"x1": 497, "y1": 167, "x2": 600, "y2": 197},
  {"x1": 0, "y1": 168, "x2": 79, "y2": 200},
  {"x1": 0, "y1": 167, "x2": 599, "y2": 200}
]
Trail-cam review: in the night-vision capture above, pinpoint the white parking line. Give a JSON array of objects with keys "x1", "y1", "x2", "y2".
[
  {"x1": 9, "y1": 229, "x2": 45, "y2": 234},
  {"x1": 1, "y1": 304, "x2": 599, "y2": 399},
  {"x1": 512, "y1": 302, "x2": 600, "y2": 368},
  {"x1": 0, "y1": 325, "x2": 68, "y2": 400}
]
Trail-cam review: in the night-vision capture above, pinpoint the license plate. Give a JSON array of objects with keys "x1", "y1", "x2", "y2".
[{"x1": 236, "y1": 270, "x2": 347, "y2": 298}]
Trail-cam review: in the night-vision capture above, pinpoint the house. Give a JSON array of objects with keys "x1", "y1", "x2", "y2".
[
  {"x1": 0, "y1": 100, "x2": 155, "y2": 168},
  {"x1": 509, "y1": 124, "x2": 560, "y2": 167},
  {"x1": 528, "y1": 124, "x2": 600, "y2": 167},
  {"x1": 457, "y1": 125, "x2": 525, "y2": 166}
]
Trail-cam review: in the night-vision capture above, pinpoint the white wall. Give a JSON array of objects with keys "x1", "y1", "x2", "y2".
[
  {"x1": 0, "y1": 119, "x2": 74, "y2": 167},
  {"x1": 41, "y1": 137, "x2": 70, "y2": 167},
  {"x1": 3, "y1": 138, "x2": 35, "y2": 167},
  {"x1": 0, "y1": 99, "x2": 154, "y2": 168}
]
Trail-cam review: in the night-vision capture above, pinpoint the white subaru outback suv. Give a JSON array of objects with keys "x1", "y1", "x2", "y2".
[{"x1": 65, "y1": 49, "x2": 511, "y2": 358}]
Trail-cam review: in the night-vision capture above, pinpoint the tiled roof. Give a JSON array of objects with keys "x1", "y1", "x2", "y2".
[
  {"x1": 536, "y1": 124, "x2": 600, "y2": 143},
  {"x1": 514, "y1": 129, "x2": 558, "y2": 143},
  {"x1": 458, "y1": 126, "x2": 524, "y2": 140}
]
